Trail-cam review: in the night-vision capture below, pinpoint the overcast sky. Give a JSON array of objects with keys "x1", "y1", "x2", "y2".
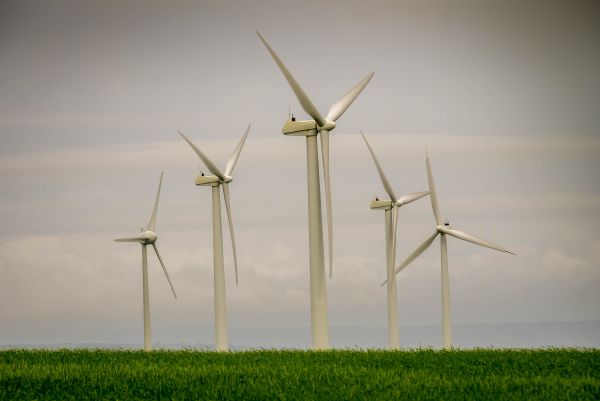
[{"x1": 0, "y1": 0, "x2": 598, "y2": 347}]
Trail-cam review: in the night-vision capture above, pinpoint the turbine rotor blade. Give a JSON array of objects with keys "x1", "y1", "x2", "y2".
[
  {"x1": 256, "y1": 31, "x2": 326, "y2": 127},
  {"x1": 438, "y1": 226, "x2": 515, "y2": 254},
  {"x1": 151, "y1": 243, "x2": 177, "y2": 299},
  {"x1": 326, "y1": 71, "x2": 374, "y2": 122},
  {"x1": 146, "y1": 172, "x2": 163, "y2": 232},
  {"x1": 222, "y1": 183, "x2": 239, "y2": 285},
  {"x1": 391, "y1": 204, "x2": 399, "y2": 273},
  {"x1": 225, "y1": 124, "x2": 251, "y2": 177},
  {"x1": 320, "y1": 130, "x2": 333, "y2": 278},
  {"x1": 361, "y1": 131, "x2": 397, "y2": 202},
  {"x1": 114, "y1": 237, "x2": 146, "y2": 243},
  {"x1": 397, "y1": 191, "x2": 430, "y2": 206},
  {"x1": 380, "y1": 231, "x2": 439, "y2": 287},
  {"x1": 178, "y1": 131, "x2": 225, "y2": 181},
  {"x1": 426, "y1": 150, "x2": 442, "y2": 225}
]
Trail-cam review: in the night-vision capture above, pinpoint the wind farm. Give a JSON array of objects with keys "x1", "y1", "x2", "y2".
[
  {"x1": 1, "y1": 0, "x2": 599, "y2": 399},
  {"x1": 95, "y1": 26, "x2": 522, "y2": 362}
]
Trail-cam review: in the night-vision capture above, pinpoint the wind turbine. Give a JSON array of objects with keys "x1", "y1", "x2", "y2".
[
  {"x1": 178, "y1": 125, "x2": 250, "y2": 351},
  {"x1": 114, "y1": 172, "x2": 177, "y2": 352},
  {"x1": 361, "y1": 131, "x2": 429, "y2": 349},
  {"x1": 391, "y1": 151, "x2": 515, "y2": 349},
  {"x1": 257, "y1": 31, "x2": 374, "y2": 349}
]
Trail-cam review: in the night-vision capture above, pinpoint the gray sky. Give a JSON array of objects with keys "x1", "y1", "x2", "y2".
[{"x1": 0, "y1": 0, "x2": 599, "y2": 346}]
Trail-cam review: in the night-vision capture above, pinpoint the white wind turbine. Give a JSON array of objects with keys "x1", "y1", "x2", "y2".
[
  {"x1": 257, "y1": 31, "x2": 373, "y2": 349},
  {"x1": 361, "y1": 132, "x2": 429, "y2": 349},
  {"x1": 391, "y1": 151, "x2": 515, "y2": 349},
  {"x1": 114, "y1": 172, "x2": 177, "y2": 352},
  {"x1": 178, "y1": 125, "x2": 250, "y2": 351}
]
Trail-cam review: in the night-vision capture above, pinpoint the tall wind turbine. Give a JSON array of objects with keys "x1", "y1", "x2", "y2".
[
  {"x1": 114, "y1": 172, "x2": 177, "y2": 351},
  {"x1": 392, "y1": 151, "x2": 515, "y2": 349},
  {"x1": 257, "y1": 31, "x2": 374, "y2": 349},
  {"x1": 361, "y1": 132, "x2": 429, "y2": 349},
  {"x1": 178, "y1": 125, "x2": 250, "y2": 351}
]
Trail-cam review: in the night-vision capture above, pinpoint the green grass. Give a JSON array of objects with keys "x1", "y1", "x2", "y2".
[{"x1": 0, "y1": 349, "x2": 598, "y2": 400}]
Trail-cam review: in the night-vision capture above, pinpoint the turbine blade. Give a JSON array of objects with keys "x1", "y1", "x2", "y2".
[
  {"x1": 152, "y1": 243, "x2": 177, "y2": 300},
  {"x1": 178, "y1": 131, "x2": 225, "y2": 181},
  {"x1": 225, "y1": 124, "x2": 251, "y2": 177},
  {"x1": 256, "y1": 31, "x2": 326, "y2": 127},
  {"x1": 320, "y1": 130, "x2": 333, "y2": 278},
  {"x1": 426, "y1": 150, "x2": 442, "y2": 225},
  {"x1": 222, "y1": 183, "x2": 239, "y2": 285},
  {"x1": 396, "y1": 190, "x2": 430, "y2": 206},
  {"x1": 114, "y1": 237, "x2": 146, "y2": 242},
  {"x1": 146, "y1": 172, "x2": 163, "y2": 232},
  {"x1": 396, "y1": 231, "x2": 439, "y2": 274},
  {"x1": 361, "y1": 131, "x2": 397, "y2": 202},
  {"x1": 380, "y1": 231, "x2": 439, "y2": 287},
  {"x1": 391, "y1": 204, "x2": 399, "y2": 272},
  {"x1": 326, "y1": 71, "x2": 374, "y2": 122},
  {"x1": 438, "y1": 226, "x2": 515, "y2": 254}
]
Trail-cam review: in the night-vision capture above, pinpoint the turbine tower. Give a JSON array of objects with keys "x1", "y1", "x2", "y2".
[
  {"x1": 114, "y1": 172, "x2": 177, "y2": 351},
  {"x1": 257, "y1": 31, "x2": 373, "y2": 349},
  {"x1": 392, "y1": 151, "x2": 515, "y2": 349},
  {"x1": 178, "y1": 125, "x2": 250, "y2": 351},
  {"x1": 361, "y1": 132, "x2": 429, "y2": 349}
]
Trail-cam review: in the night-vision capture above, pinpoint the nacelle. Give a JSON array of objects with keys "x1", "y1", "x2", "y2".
[
  {"x1": 195, "y1": 174, "x2": 220, "y2": 187},
  {"x1": 370, "y1": 199, "x2": 393, "y2": 210},
  {"x1": 282, "y1": 118, "x2": 317, "y2": 136}
]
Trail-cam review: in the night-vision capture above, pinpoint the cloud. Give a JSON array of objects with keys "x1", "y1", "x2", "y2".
[{"x1": 0, "y1": 130, "x2": 598, "y2": 336}]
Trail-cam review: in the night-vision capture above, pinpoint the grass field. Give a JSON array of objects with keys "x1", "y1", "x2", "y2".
[{"x1": 1, "y1": 349, "x2": 598, "y2": 400}]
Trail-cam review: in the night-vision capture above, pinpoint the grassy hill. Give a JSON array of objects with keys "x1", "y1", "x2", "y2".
[{"x1": 1, "y1": 349, "x2": 598, "y2": 400}]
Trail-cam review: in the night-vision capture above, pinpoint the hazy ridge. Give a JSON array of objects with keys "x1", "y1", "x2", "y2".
[{"x1": 1, "y1": 319, "x2": 598, "y2": 350}]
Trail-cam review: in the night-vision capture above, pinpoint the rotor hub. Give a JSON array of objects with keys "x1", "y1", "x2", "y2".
[
  {"x1": 319, "y1": 120, "x2": 336, "y2": 131},
  {"x1": 141, "y1": 231, "x2": 157, "y2": 244}
]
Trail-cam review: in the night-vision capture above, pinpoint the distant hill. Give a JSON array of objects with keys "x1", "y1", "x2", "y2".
[{"x1": 1, "y1": 320, "x2": 598, "y2": 349}]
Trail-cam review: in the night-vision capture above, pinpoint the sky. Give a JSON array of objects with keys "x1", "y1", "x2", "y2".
[{"x1": 0, "y1": 0, "x2": 599, "y2": 347}]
